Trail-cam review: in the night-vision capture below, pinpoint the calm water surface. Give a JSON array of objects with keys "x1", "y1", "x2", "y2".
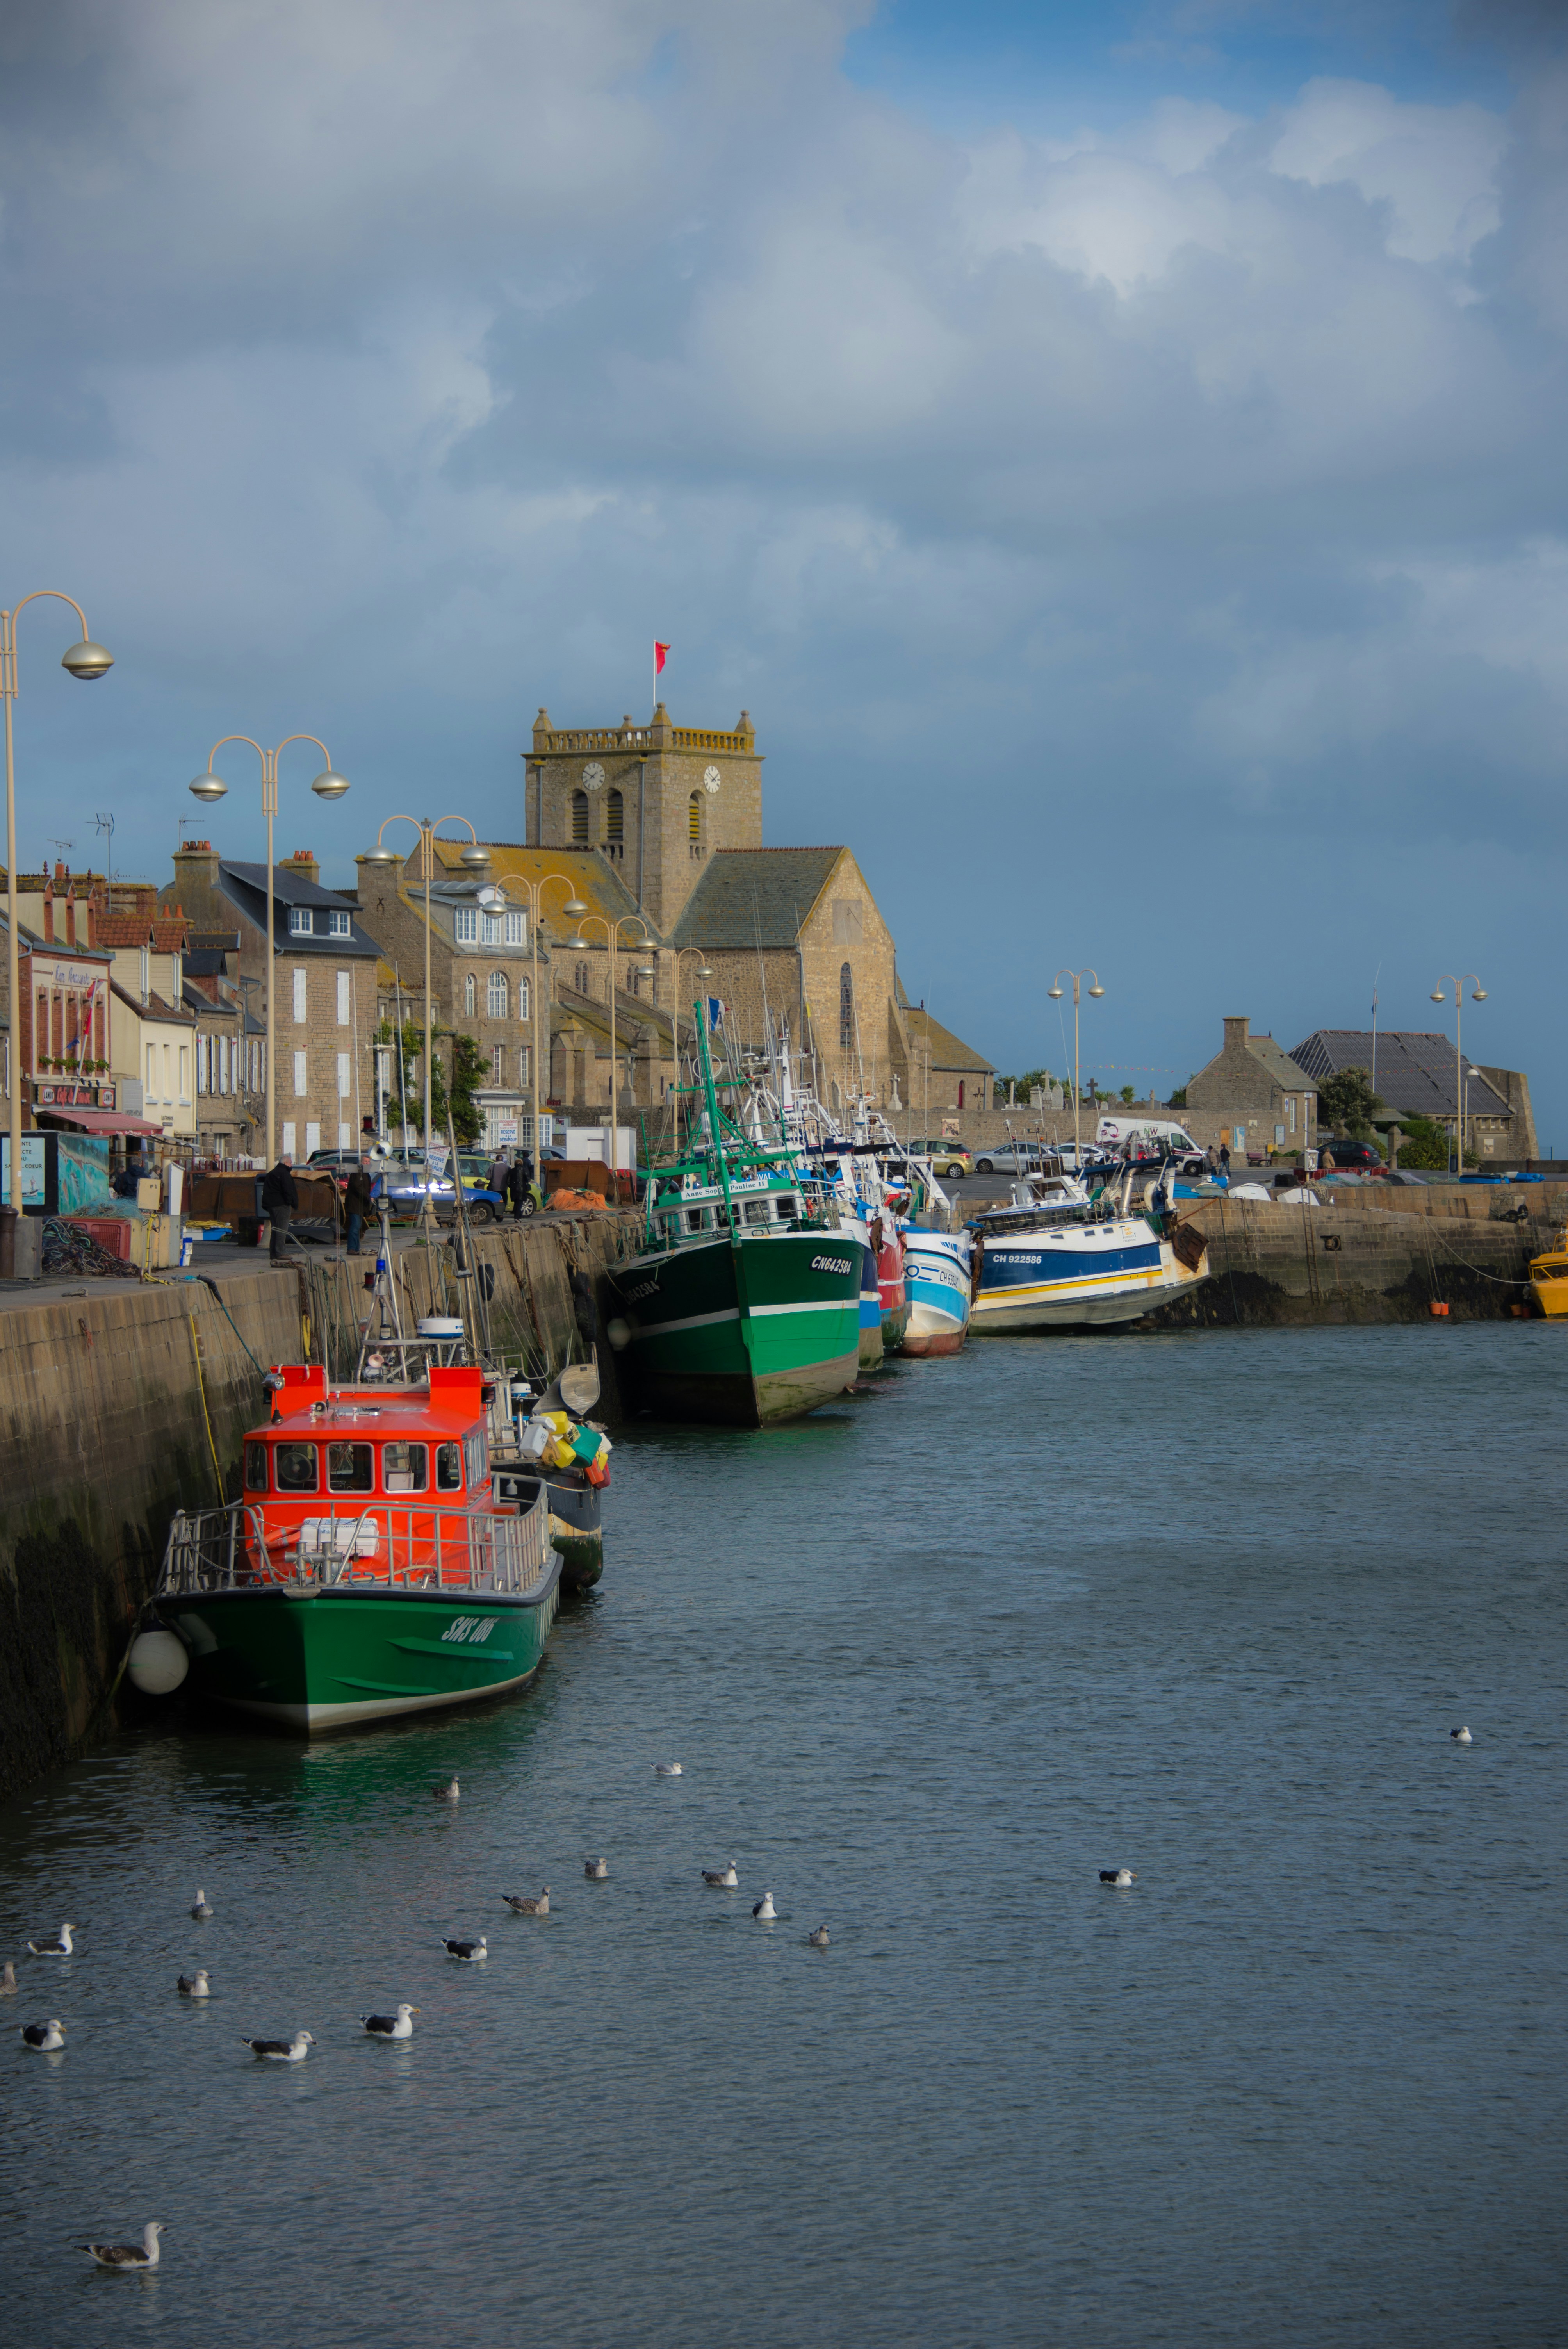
[{"x1": 4, "y1": 1324, "x2": 1566, "y2": 2347}]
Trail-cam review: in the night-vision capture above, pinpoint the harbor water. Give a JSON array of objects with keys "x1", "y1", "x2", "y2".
[{"x1": 4, "y1": 1323, "x2": 1566, "y2": 2345}]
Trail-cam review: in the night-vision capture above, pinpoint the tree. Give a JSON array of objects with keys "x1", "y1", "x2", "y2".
[
  {"x1": 1392, "y1": 1115, "x2": 1450, "y2": 1171},
  {"x1": 1167, "y1": 1087, "x2": 1187, "y2": 1109},
  {"x1": 375, "y1": 1016, "x2": 450, "y2": 1144},
  {"x1": 1316, "y1": 1066, "x2": 1384, "y2": 1137},
  {"x1": 1119, "y1": 1084, "x2": 1135, "y2": 1106},
  {"x1": 994, "y1": 1068, "x2": 1056, "y2": 1103},
  {"x1": 447, "y1": 1032, "x2": 487, "y2": 1149}
]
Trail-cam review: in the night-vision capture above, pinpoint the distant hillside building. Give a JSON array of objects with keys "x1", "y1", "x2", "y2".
[
  {"x1": 1290, "y1": 1030, "x2": 1536, "y2": 1161},
  {"x1": 1185, "y1": 1016, "x2": 1317, "y2": 1151}
]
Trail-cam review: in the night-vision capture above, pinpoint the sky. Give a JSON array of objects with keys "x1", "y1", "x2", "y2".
[{"x1": 2, "y1": 0, "x2": 1566, "y2": 1131}]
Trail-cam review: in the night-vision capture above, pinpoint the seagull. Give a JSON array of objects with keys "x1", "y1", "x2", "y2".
[
  {"x1": 20, "y1": 2019, "x2": 66, "y2": 2051},
  {"x1": 1099, "y1": 1869, "x2": 1137, "y2": 1887},
  {"x1": 431, "y1": 1777, "x2": 461, "y2": 1803},
  {"x1": 241, "y1": 2030, "x2": 314, "y2": 2062},
  {"x1": 27, "y1": 1923, "x2": 75, "y2": 1958},
  {"x1": 439, "y1": 1935, "x2": 487, "y2": 1962},
  {"x1": 702, "y1": 1863, "x2": 738, "y2": 1888},
  {"x1": 190, "y1": 1889, "x2": 214, "y2": 1919},
  {"x1": 0, "y1": 1961, "x2": 16, "y2": 1996},
  {"x1": 653, "y1": 1762, "x2": 682, "y2": 1777},
  {"x1": 584, "y1": 1857, "x2": 609, "y2": 1880},
  {"x1": 502, "y1": 1889, "x2": 550, "y2": 1915},
  {"x1": 361, "y1": 2005, "x2": 419, "y2": 2039},
  {"x1": 80, "y1": 2221, "x2": 166, "y2": 2272},
  {"x1": 176, "y1": 1970, "x2": 211, "y2": 1999},
  {"x1": 808, "y1": 1925, "x2": 830, "y2": 1948},
  {"x1": 752, "y1": 1892, "x2": 776, "y2": 1921},
  {"x1": 1451, "y1": 1726, "x2": 1473, "y2": 1745}
]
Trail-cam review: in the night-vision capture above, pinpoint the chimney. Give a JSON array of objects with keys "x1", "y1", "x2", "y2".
[
  {"x1": 64, "y1": 886, "x2": 77, "y2": 948},
  {"x1": 1223, "y1": 1016, "x2": 1250, "y2": 1055},
  {"x1": 173, "y1": 839, "x2": 221, "y2": 894},
  {"x1": 282, "y1": 848, "x2": 319, "y2": 886},
  {"x1": 53, "y1": 859, "x2": 66, "y2": 882},
  {"x1": 42, "y1": 878, "x2": 54, "y2": 944}
]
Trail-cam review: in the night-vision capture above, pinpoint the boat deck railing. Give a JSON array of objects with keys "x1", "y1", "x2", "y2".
[{"x1": 157, "y1": 1487, "x2": 553, "y2": 1600}]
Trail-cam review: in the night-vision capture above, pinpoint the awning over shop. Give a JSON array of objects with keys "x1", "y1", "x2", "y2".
[{"x1": 34, "y1": 1107, "x2": 163, "y2": 1137}]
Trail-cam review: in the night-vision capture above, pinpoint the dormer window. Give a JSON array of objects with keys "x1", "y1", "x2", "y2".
[
  {"x1": 328, "y1": 910, "x2": 351, "y2": 938},
  {"x1": 454, "y1": 908, "x2": 478, "y2": 943},
  {"x1": 481, "y1": 911, "x2": 501, "y2": 945},
  {"x1": 505, "y1": 911, "x2": 525, "y2": 946},
  {"x1": 289, "y1": 907, "x2": 313, "y2": 937}
]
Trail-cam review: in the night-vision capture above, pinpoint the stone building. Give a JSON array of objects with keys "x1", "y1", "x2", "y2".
[
  {"x1": 898, "y1": 991, "x2": 996, "y2": 1122},
  {"x1": 1185, "y1": 1015, "x2": 1317, "y2": 1155},
  {"x1": 1290, "y1": 1028, "x2": 1536, "y2": 1162},
  {"x1": 159, "y1": 842, "x2": 379, "y2": 1158}
]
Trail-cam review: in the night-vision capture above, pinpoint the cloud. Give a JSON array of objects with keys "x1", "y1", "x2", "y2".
[{"x1": 0, "y1": 0, "x2": 1565, "y2": 1102}]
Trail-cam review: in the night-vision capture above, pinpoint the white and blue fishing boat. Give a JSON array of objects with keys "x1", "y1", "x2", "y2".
[
  {"x1": 898, "y1": 1226, "x2": 973, "y2": 1355},
  {"x1": 969, "y1": 1168, "x2": 1207, "y2": 1332}
]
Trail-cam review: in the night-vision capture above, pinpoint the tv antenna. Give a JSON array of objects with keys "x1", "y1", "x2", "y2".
[{"x1": 94, "y1": 812, "x2": 116, "y2": 884}]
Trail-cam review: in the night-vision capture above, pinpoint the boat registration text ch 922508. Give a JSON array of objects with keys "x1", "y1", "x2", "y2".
[{"x1": 811, "y1": 1255, "x2": 853, "y2": 1275}]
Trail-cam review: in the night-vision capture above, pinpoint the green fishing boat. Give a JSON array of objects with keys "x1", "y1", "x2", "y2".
[{"x1": 603, "y1": 1014, "x2": 860, "y2": 1427}]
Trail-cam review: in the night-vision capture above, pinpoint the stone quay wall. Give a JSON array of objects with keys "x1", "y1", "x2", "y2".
[{"x1": 0, "y1": 1210, "x2": 639, "y2": 1805}]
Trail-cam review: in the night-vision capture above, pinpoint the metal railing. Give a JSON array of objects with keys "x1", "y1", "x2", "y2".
[{"x1": 157, "y1": 1486, "x2": 553, "y2": 1600}]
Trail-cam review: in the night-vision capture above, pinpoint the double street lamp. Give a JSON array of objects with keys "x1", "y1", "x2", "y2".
[
  {"x1": 189, "y1": 736, "x2": 349, "y2": 1164},
  {"x1": 567, "y1": 911, "x2": 654, "y2": 1158},
  {"x1": 1430, "y1": 972, "x2": 1486, "y2": 1175},
  {"x1": 1047, "y1": 967, "x2": 1105, "y2": 1165},
  {"x1": 497, "y1": 870, "x2": 594, "y2": 1152},
  {"x1": 2, "y1": 592, "x2": 113, "y2": 1213},
  {"x1": 360, "y1": 817, "x2": 491, "y2": 1168}
]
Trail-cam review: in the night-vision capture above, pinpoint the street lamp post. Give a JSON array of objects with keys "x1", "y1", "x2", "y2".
[
  {"x1": 495, "y1": 871, "x2": 591, "y2": 1157},
  {"x1": 3, "y1": 593, "x2": 113, "y2": 1212},
  {"x1": 189, "y1": 736, "x2": 349, "y2": 1164},
  {"x1": 1046, "y1": 967, "x2": 1105, "y2": 1166},
  {"x1": 360, "y1": 818, "x2": 491, "y2": 1169},
  {"x1": 567, "y1": 911, "x2": 654, "y2": 1165},
  {"x1": 1430, "y1": 973, "x2": 1486, "y2": 1176}
]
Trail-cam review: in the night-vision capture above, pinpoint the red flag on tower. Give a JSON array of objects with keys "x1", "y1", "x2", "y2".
[{"x1": 654, "y1": 642, "x2": 670, "y2": 675}]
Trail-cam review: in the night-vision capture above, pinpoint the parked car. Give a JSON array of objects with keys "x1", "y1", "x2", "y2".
[
  {"x1": 909, "y1": 1139, "x2": 974, "y2": 1178},
  {"x1": 972, "y1": 1142, "x2": 1046, "y2": 1176},
  {"x1": 1319, "y1": 1136, "x2": 1384, "y2": 1171},
  {"x1": 371, "y1": 1159, "x2": 458, "y2": 1219},
  {"x1": 453, "y1": 1152, "x2": 541, "y2": 1221}
]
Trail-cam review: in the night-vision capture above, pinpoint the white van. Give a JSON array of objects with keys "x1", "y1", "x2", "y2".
[{"x1": 1095, "y1": 1117, "x2": 1206, "y2": 1173}]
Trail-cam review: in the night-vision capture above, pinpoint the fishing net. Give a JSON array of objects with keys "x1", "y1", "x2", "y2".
[{"x1": 41, "y1": 1217, "x2": 143, "y2": 1279}]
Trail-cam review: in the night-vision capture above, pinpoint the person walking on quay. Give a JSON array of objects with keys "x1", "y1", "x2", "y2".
[
  {"x1": 488, "y1": 1146, "x2": 510, "y2": 1200},
  {"x1": 344, "y1": 1158, "x2": 374, "y2": 1258},
  {"x1": 1218, "y1": 1142, "x2": 1231, "y2": 1180},
  {"x1": 262, "y1": 1153, "x2": 300, "y2": 1265},
  {"x1": 508, "y1": 1149, "x2": 535, "y2": 1221}
]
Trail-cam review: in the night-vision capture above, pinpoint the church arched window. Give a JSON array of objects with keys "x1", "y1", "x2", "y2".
[
  {"x1": 575, "y1": 961, "x2": 590, "y2": 995},
  {"x1": 606, "y1": 788, "x2": 624, "y2": 850},
  {"x1": 571, "y1": 789, "x2": 589, "y2": 844},
  {"x1": 488, "y1": 971, "x2": 508, "y2": 1019},
  {"x1": 839, "y1": 961, "x2": 854, "y2": 1049},
  {"x1": 688, "y1": 791, "x2": 702, "y2": 846},
  {"x1": 464, "y1": 972, "x2": 476, "y2": 1016}
]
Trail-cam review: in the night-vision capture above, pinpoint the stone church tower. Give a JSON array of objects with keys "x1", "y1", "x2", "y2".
[{"x1": 524, "y1": 704, "x2": 763, "y2": 938}]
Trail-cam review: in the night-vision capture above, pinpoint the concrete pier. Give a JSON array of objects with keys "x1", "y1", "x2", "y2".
[{"x1": 0, "y1": 1212, "x2": 638, "y2": 1802}]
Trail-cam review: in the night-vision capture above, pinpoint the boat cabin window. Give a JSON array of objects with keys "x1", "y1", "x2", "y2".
[
  {"x1": 274, "y1": 1442, "x2": 319, "y2": 1494},
  {"x1": 328, "y1": 1441, "x2": 374, "y2": 1494},
  {"x1": 244, "y1": 1442, "x2": 269, "y2": 1493},
  {"x1": 743, "y1": 1197, "x2": 771, "y2": 1225},
  {"x1": 464, "y1": 1429, "x2": 488, "y2": 1489},
  {"x1": 383, "y1": 1441, "x2": 429, "y2": 1493},
  {"x1": 436, "y1": 1440, "x2": 463, "y2": 1492},
  {"x1": 684, "y1": 1206, "x2": 707, "y2": 1233}
]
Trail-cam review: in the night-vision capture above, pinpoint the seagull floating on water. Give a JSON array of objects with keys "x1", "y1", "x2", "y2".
[
  {"x1": 653, "y1": 1762, "x2": 682, "y2": 1777},
  {"x1": 808, "y1": 1925, "x2": 830, "y2": 1949},
  {"x1": 584, "y1": 1857, "x2": 609, "y2": 1880},
  {"x1": 0, "y1": 1961, "x2": 15, "y2": 1996},
  {"x1": 1099, "y1": 1869, "x2": 1137, "y2": 1888},
  {"x1": 362, "y1": 2005, "x2": 419, "y2": 2039},
  {"x1": 20, "y1": 2018, "x2": 66, "y2": 2051},
  {"x1": 1451, "y1": 1726, "x2": 1473, "y2": 1745},
  {"x1": 752, "y1": 1892, "x2": 776, "y2": 1921},
  {"x1": 27, "y1": 1923, "x2": 75, "y2": 1958},
  {"x1": 80, "y1": 2221, "x2": 166, "y2": 2272},
  {"x1": 177, "y1": 1970, "x2": 211, "y2": 1999},
  {"x1": 431, "y1": 1777, "x2": 461, "y2": 1803},
  {"x1": 702, "y1": 1862, "x2": 738, "y2": 1888},
  {"x1": 502, "y1": 1889, "x2": 550, "y2": 1915},
  {"x1": 440, "y1": 1935, "x2": 487, "y2": 1962},
  {"x1": 190, "y1": 1889, "x2": 214, "y2": 1919},
  {"x1": 241, "y1": 2030, "x2": 314, "y2": 2062}
]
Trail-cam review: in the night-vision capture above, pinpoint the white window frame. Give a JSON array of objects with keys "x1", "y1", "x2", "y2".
[
  {"x1": 464, "y1": 973, "x2": 476, "y2": 1016},
  {"x1": 305, "y1": 1121, "x2": 321, "y2": 1156},
  {"x1": 519, "y1": 976, "x2": 529, "y2": 1022},
  {"x1": 146, "y1": 1043, "x2": 157, "y2": 1100},
  {"x1": 482, "y1": 912, "x2": 501, "y2": 945},
  {"x1": 519, "y1": 1045, "x2": 530, "y2": 1088},
  {"x1": 328, "y1": 910, "x2": 351, "y2": 939},
  {"x1": 454, "y1": 908, "x2": 478, "y2": 944},
  {"x1": 505, "y1": 911, "x2": 526, "y2": 946},
  {"x1": 487, "y1": 971, "x2": 508, "y2": 1019},
  {"x1": 282, "y1": 1119, "x2": 297, "y2": 1155},
  {"x1": 289, "y1": 907, "x2": 312, "y2": 937},
  {"x1": 179, "y1": 1044, "x2": 190, "y2": 1104}
]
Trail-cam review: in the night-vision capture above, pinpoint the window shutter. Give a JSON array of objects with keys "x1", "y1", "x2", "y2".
[
  {"x1": 293, "y1": 968, "x2": 308, "y2": 1023},
  {"x1": 336, "y1": 971, "x2": 351, "y2": 1026},
  {"x1": 293, "y1": 1050, "x2": 308, "y2": 1097},
  {"x1": 337, "y1": 1052, "x2": 351, "y2": 1099}
]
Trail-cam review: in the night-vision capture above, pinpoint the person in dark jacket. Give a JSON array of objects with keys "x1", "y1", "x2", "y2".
[
  {"x1": 506, "y1": 1151, "x2": 535, "y2": 1221},
  {"x1": 261, "y1": 1155, "x2": 300, "y2": 1264},
  {"x1": 343, "y1": 1159, "x2": 375, "y2": 1256}
]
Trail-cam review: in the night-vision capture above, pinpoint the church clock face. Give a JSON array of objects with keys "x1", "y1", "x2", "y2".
[
  {"x1": 583, "y1": 761, "x2": 606, "y2": 791},
  {"x1": 703, "y1": 765, "x2": 721, "y2": 794}
]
